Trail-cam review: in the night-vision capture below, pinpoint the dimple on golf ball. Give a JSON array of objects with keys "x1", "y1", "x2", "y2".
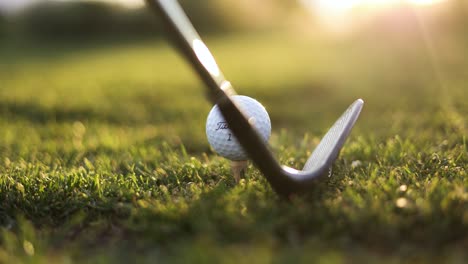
[{"x1": 206, "y1": 95, "x2": 271, "y2": 161}]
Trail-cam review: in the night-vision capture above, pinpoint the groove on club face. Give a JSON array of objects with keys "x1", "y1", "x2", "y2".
[
  {"x1": 147, "y1": 0, "x2": 364, "y2": 197},
  {"x1": 303, "y1": 99, "x2": 364, "y2": 172}
]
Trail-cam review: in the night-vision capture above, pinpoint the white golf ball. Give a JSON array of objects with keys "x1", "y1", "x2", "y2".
[{"x1": 206, "y1": 95, "x2": 271, "y2": 161}]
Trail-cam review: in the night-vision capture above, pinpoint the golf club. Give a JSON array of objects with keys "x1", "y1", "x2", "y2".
[{"x1": 146, "y1": 0, "x2": 364, "y2": 197}]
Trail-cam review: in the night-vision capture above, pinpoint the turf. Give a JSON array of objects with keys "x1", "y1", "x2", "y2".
[{"x1": 0, "y1": 30, "x2": 466, "y2": 263}]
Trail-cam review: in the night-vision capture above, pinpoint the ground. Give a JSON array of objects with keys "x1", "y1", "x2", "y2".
[{"x1": 0, "y1": 30, "x2": 466, "y2": 263}]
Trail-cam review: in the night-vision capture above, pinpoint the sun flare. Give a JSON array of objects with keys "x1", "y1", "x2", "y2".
[
  {"x1": 106, "y1": 0, "x2": 448, "y2": 11},
  {"x1": 301, "y1": 0, "x2": 448, "y2": 31},
  {"x1": 303, "y1": 0, "x2": 447, "y2": 15}
]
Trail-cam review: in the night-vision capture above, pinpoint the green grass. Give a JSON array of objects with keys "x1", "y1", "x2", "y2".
[{"x1": 0, "y1": 30, "x2": 466, "y2": 263}]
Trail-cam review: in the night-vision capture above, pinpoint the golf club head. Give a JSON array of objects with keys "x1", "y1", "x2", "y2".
[
  {"x1": 147, "y1": 0, "x2": 364, "y2": 197},
  {"x1": 303, "y1": 99, "x2": 363, "y2": 172}
]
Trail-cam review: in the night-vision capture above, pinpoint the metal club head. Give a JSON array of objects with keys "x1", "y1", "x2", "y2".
[{"x1": 146, "y1": 0, "x2": 364, "y2": 197}]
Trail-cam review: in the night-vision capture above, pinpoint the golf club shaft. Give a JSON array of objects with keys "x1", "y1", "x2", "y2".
[
  {"x1": 146, "y1": 0, "x2": 288, "y2": 191},
  {"x1": 147, "y1": 0, "x2": 364, "y2": 197}
]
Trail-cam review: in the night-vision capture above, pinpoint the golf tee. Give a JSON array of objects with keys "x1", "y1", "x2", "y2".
[{"x1": 231, "y1": 160, "x2": 248, "y2": 182}]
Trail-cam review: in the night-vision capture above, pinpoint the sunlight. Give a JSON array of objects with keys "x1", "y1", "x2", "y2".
[
  {"x1": 301, "y1": 0, "x2": 448, "y2": 31},
  {"x1": 408, "y1": 0, "x2": 446, "y2": 5},
  {"x1": 193, "y1": 39, "x2": 220, "y2": 77},
  {"x1": 304, "y1": 0, "x2": 448, "y2": 14}
]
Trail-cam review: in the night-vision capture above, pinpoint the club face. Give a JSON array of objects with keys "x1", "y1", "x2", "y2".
[
  {"x1": 270, "y1": 99, "x2": 364, "y2": 196},
  {"x1": 148, "y1": 0, "x2": 364, "y2": 196},
  {"x1": 302, "y1": 99, "x2": 364, "y2": 172}
]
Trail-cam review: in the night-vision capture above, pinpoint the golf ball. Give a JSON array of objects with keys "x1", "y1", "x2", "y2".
[{"x1": 206, "y1": 95, "x2": 271, "y2": 161}]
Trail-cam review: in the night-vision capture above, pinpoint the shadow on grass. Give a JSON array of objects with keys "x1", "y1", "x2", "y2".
[
  {"x1": 0, "y1": 99, "x2": 188, "y2": 126},
  {"x1": 0, "y1": 101, "x2": 124, "y2": 124}
]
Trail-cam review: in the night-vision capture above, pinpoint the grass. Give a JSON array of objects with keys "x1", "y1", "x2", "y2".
[{"x1": 0, "y1": 27, "x2": 466, "y2": 263}]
